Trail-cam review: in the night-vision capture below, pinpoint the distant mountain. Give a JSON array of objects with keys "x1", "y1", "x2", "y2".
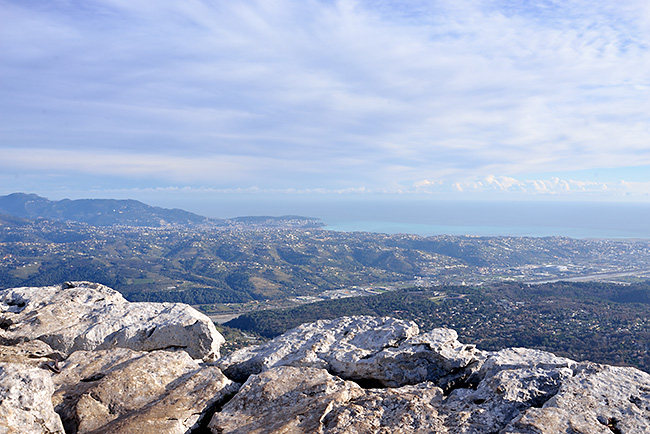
[
  {"x1": 0, "y1": 212, "x2": 32, "y2": 228},
  {"x1": 0, "y1": 193, "x2": 218, "y2": 228}
]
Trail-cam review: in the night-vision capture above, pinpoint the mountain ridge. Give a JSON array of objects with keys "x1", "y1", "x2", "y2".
[
  {"x1": 0, "y1": 193, "x2": 323, "y2": 229},
  {"x1": 0, "y1": 192, "x2": 215, "y2": 228}
]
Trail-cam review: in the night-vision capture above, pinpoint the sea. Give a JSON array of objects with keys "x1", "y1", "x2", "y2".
[
  {"x1": 198, "y1": 198, "x2": 650, "y2": 239},
  {"x1": 320, "y1": 200, "x2": 650, "y2": 239}
]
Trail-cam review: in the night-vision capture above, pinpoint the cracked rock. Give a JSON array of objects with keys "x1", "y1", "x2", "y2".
[
  {"x1": 0, "y1": 362, "x2": 65, "y2": 434},
  {"x1": 209, "y1": 366, "x2": 365, "y2": 433},
  {"x1": 503, "y1": 363, "x2": 650, "y2": 433},
  {"x1": 52, "y1": 347, "x2": 238, "y2": 434},
  {"x1": 0, "y1": 282, "x2": 224, "y2": 361},
  {"x1": 216, "y1": 316, "x2": 482, "y2": 388},
  {"x1": 2, "y1": 281, "x2": 650, "y2": 434}
]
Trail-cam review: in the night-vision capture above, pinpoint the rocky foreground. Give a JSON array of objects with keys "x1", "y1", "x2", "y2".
[{"x1": 1, "y1": 283, "x2": 649, "y2": 434}]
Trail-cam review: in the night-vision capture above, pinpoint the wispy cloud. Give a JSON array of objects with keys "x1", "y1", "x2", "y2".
[{"x1": 1, "y1": 0, "x2": 650, "y2": 199}]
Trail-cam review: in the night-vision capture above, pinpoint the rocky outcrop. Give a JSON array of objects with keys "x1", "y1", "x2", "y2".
[
  {"x1": 209, "y1": 366, "x2": 364, "y2": 433},
  {"x1": 216, "y1": 316, "x2": 483, "y2": 389},
  {"x1": 0, "y1": 340, "x2": 65, "y2": 368},
  {"x1": 52, "y1": 348, "x2": 237, "y2": 434},
  {"x1": 1, "y1": 283, "x2": 650, "y2": 434},
  {"x1": 209, "y1": 366, "x2": 447, "y2": 434},
  {"x1": 0, "y1": 362, "x2": 65, "y2": 434},
  {"x1": 504, "y1": 363, "x2": 650, "y2": 433},
  {"x1": 0, "y1": 283, "x2": 236, "y2": 434},
  {"x1": 441, "y1": 348, "x2": 578, "y2": 433},
  {"x1": 0, "y1": 281, "x2": 224, "y2": 361},
  {"x1": 213, "y1": 316, "x2": 650, "y2": 434},
  {"x1": 210, "y1": 344, "x2": 650, "y2": 434}
]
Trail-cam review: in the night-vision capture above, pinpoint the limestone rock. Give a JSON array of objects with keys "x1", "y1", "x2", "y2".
[
  {"x1": 443, "y1": 350, "x2": 576, "y2": 434},
  {"x1": 218, "y1": 316, "x2": 418, "y2": 382},
  {"x1": 213, "y1": 318, "x2": 650, "y2": 434},
  {"x1": 477, "y1": 347, "x2": 577, "y2": 379},
  {"x1": 209, "y1": 366, "x2": 365, "y2": 434},
  {"x1": 0, "y1": 340, "x2": 65, "y2": 369},
  {"x1": 217, "y1": 316, "x2": 482, "y2": 388},
  {"x1": 52, "y1": 347, "x2": 238, "y2": 434},
  {"x1": 321, "y1": 382, "x2": 446, "y2": 434},
  {"x1": 0, "y1": 281, "x2": 224, "y2": 361},
  {"x1": 358, "y1": 328, "x2": 485, "y2": 389},
  {"x1": 0, "y1": 362, "x2": 65, "y2": 434},
  {"x1": 2, "y1": 295, "x2": 649, "y2": 434},
  {"x1": 210, "y1": 345, "x2": 650, "y2": 434},
  {"x1": 209, "y1": 356, "x2": 571, "y2": 434},
  {"x1": 504, "y1": 363, "x2": 650, "y2": 434},
  {"x1": 210, "y1": 365, "x2": 450, "y2": 434}
]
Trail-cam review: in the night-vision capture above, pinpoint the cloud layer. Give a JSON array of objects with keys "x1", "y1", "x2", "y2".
[{"x1": 1, "y1": 0, "x2": 650, "y2": 199}]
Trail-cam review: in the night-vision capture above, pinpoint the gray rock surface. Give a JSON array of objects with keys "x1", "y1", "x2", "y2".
[
  {"x1": 217, "y1": 316, "x2": 482, "y2": 388},
  {"x1": 209, "y1": 366, "x2": 364, "y2": 434},
  {"x1": 0, "y1": 281, "x2": 224, "y2": 361},
  {"x1": 0, "y1": 362, "x2": 65, "y2": 434},
  {"x1": 442, "y1": 348, "x2": 578, "y2": 434},
  {"x1": 0, "y1": 340, "x2": 65, "y2": 369},
  {"x1": 504, "y1": 362, "x2": 650, "y2": 434},
  {"x1": 208, "y1": 360, "x2": 589, "y2": 434},
  {"x1": 217, "y1": 316, "x2": 418, "y2": 383},
  {"x1": 52, "y1": 348, "x2": 238, "y2": 434},
  {"x1": 212, "y1": 316, "x2": 650, "y2": 434},
  {"x1": 320, "y1": 381, "x2": 446, "y2": 433}
]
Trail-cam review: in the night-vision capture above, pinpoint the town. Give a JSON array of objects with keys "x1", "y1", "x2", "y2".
[{"x1": 3, "y1": 215, "x2": 650, "y2": 310}]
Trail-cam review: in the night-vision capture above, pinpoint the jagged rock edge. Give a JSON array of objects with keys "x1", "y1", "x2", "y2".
[{"x1": 3, "y1": 284, "x2": 650, "y2": 434}]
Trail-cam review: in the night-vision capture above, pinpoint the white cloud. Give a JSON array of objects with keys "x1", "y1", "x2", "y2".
[
  {"x1": 1, "y1": 0, "x2": 650, "y2": 197},
  {"x1": 412, "y1": 175, "x2": 650, "y2": 198},
  {"x1": 0, "y1": 147, "x2": 283, "y2": 184}
]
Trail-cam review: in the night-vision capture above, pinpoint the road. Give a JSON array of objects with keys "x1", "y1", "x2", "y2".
[{"x1": 528, "y1": 268, "x2": 650, "y2": 285}]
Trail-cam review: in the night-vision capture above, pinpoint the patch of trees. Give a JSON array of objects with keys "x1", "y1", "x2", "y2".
[
  {"x1": 276, "y1": 247, "x2": 312, "y2": 265},
  {"x1": 124, "y1": 287, "x2": 251, "y2": 304},
  {"x1": 226, "y1": 281, "x2": 650, "y2": 374}
]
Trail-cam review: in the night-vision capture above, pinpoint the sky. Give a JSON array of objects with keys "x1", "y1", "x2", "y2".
[{"x1": 2, "y1": 0, "x2": 650, "y2": 217}]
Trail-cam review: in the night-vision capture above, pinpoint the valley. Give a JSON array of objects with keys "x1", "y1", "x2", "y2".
[{"x1": 2, "y1": 196, "x2": 650, "y2": 374}]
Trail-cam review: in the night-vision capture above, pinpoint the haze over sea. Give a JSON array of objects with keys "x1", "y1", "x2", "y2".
[
  {"x1": 190, "y1": 196, "x2": 650, "y2": 239},
  {"x1": 325, "y1": 202, "x2": 650, "y2": 238}
]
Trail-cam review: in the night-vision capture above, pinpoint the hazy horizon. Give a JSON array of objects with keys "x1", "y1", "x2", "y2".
[
  {"x1": 8, "y1": 191, "x2": 649, "y2": 239},
  {"x1": 175, "y1": 196, "x2": 650, "y2": 239}
]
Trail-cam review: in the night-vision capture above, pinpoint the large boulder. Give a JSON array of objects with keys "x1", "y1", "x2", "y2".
[
  {"x1": 319, "y1": 381, "x2": 446, "y2": 434},
  {"x1": 0, "y1": 282, "x2": 224, "y2": 361},
  {"x1": 0, "y1": 362, "x2": 65, "y2": 434},
  {"x1": 216, "y1": 316, "x2": 482, "y2": 388},
  {"x1": 504, "y1": 362, "x2": 650, "y2": 433},
  {"x1": 212, "y1": 317, "x2": 650, "y2": 434},
  {"x1": 442, "y1": 348, "x2": 578, "y2": 433},
  {"x1": 52, "y1": 348, "x2": 238, "y2": 434},
  {"x1": 209, "y1": 366, "x2": 364, "y2": 434}
]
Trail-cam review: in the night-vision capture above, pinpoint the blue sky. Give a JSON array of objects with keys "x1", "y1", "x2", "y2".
[{"x1": 2, "y1": 0, "x2": 650, "y2": 215}]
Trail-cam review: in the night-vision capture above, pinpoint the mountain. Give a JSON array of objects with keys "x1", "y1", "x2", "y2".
[
  {"x1": 0, "y1": 193, "x2": 323, "y2": 229},
  {"x1": 0, "y1": 193, "x2": 217, "y2": 227},
  {"x1": 0, "y1": 212, "x2": 32, "y2": 228},
  {"x1": 1, "y1": 282, "x2": 649, "y2": 434}
]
